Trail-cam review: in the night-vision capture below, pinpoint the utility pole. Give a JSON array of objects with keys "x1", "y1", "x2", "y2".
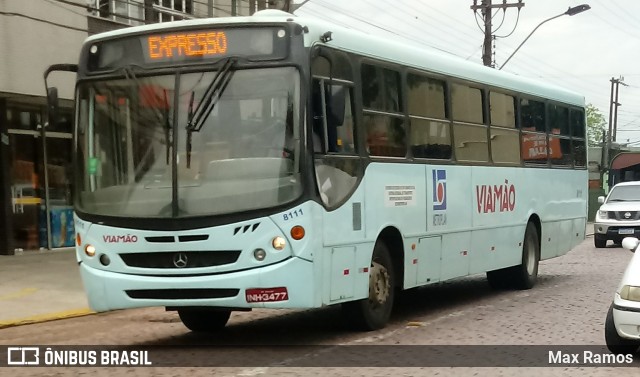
[
  {"x1": 604, "y1": 76, "x2": 627, "y2": 173},
  {"x1": 471, "y1": 0, "x2": 525, "y2": 67},
  {"x1": 612, "y1": 77, "x2": 628, "y2": 142}
]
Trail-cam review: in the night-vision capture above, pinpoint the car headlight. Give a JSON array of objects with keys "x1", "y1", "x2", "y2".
[
  {"x1": 598, "y1": 210, "x2": 608, "y2": 218},
  {"x1": 620, "y1": 285, "x2": 640, "y2": 302}
]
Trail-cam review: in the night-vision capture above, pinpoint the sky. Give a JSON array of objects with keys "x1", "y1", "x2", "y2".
[{"x1": 292, "y1": 0, "x2": 640, "y2": 146}]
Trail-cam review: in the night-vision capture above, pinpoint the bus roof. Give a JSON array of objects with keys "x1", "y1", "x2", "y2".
[{"x1": 85, "y1": 10, "x2": 584, "y2": 107}]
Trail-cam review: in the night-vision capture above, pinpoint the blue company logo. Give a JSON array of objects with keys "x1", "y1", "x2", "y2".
[{"x1": 432, "y1": 169, "x2": 447, "y2": 210}]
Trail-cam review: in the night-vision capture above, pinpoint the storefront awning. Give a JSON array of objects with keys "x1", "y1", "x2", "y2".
[{"x1": 611, "y1": 153, "x2": 640, "y2": 170}]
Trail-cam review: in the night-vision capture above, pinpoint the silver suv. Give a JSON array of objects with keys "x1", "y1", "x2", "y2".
[{"x1": 594, "y1": 182, "x2": 640, "y2": 248}]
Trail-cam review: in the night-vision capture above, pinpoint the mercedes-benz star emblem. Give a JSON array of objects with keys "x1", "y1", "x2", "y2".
[
  {"x1": 173, "y1": 253, "x2": 188, "y2": 268},
  {"x1": 625, "y1": 212, "x2": 632, "y2": 219}
]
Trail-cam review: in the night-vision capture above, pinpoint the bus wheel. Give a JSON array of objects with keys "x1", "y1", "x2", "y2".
[
  {"x1": 512, "y1": 222, "x2": 540, "y2": 290},
  {"x1": 605, "y1": 303, "x2": 639, "y2": 355},
  {"x1": 342, "y1": 242, "x2": 395, "y2": 331},
  {"x1": 177, "y1": 308, "x2": 231, "y2": 333}
]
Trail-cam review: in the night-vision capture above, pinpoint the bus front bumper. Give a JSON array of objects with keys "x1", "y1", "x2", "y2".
[{"x1": 79, "y1": 257, "x2": 316, "y2": 312}]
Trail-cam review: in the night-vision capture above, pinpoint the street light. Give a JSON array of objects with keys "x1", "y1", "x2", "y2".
[{"x1": 499, "y1": 4, "x2": 591, "y2": 70}]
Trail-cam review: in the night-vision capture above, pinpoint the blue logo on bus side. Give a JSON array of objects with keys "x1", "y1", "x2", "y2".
[{"x1": 432, "y1": 169, "x2": 447, "y2": 210}]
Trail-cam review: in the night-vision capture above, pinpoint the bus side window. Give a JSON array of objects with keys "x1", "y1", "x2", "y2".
[
  {"x1": 311, "y1": 80, "x2": 327, "y2": 154},
  {"x1": 326, "y1": 84, "x2": 355, "y2": 154},
  {"x1": 312, "y1": 80, "x2": 356, "y2": 155}
]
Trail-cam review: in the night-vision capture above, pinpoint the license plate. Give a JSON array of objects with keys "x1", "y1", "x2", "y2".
[
  {"x1": 245, "y1": 287, "x2": 288, "y2": 303},
  {"x1": 618, "y1": 229, "x2": 635, "y2": 235}
]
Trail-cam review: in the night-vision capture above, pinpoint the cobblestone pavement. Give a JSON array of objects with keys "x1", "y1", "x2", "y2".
[{"x1": 1, "y1": 236, "x2": 639, "y2": 376}]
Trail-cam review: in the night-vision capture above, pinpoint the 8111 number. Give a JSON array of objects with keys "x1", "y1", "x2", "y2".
[{"x1": 283, "y1": 208, "x2": 303, "y2": 221}]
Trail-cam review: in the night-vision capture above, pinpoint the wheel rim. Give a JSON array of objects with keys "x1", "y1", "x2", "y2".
[
  {"x1": 525, "y1": 234, "x2": 536, "y2": 275},
  {"x1": 369, "y1": 260, "x2": 390, "y2": 308}
]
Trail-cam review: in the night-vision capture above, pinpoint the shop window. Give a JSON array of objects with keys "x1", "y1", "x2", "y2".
[
  {"x1": 157, "y1": 0, "x2": 194, "y2": 22},
  {"x1": 47, "y1": 108, "x2": 74, "y2": 133},
  {"x1": 91, "y1": 0, "x2": 145, "y2": 25},
  {"x1": 6, "y1": 108, "x2": 40, "y2": 130}
]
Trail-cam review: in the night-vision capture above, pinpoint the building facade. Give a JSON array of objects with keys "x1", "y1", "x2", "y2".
[{"x1": 0, "y1": 0, "x2": 274, "y2": 254}]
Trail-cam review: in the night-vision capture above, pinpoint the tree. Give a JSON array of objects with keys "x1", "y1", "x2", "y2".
[{"x1": 586, "y1": 103, "x2": 606, "y2": 147}]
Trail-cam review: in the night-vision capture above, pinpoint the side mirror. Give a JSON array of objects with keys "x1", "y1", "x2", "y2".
[
  {"x1": 43, "y1": 63, "x2": 78, "y2": 129},
  {"x1": 47, "y1": 87, "x2": 60, "y2": 126},
  {"x1": 598, "y1": 196, "x2": 605, "y2": 204},
  {"x1": 622, "y1": 237, "x2": 639, "y2": 253}
]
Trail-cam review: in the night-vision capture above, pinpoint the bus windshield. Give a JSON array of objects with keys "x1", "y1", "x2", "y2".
[{"x1": 76, "y1": 66, "x2": 302, "y2": 218}]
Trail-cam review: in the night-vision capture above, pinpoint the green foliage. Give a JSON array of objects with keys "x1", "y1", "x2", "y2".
[{"x1": 586, "y1": 103, "x2": 606, "y2": 147}]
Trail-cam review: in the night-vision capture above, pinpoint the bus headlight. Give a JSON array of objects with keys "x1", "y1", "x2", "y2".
[
  {"x1": 84, "y1": 244, "x2": 96, "y2": 257},
  {"x1": 620, "y1": 285, "x2": 640, "y2": 302},
  {"x1": 272, "y1": 236, "x2": 286, "y2": 251}
]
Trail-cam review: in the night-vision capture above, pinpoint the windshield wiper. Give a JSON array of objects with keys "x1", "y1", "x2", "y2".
[{"x1": 185, "y1": 58, "x2": 236, "y2": 168}]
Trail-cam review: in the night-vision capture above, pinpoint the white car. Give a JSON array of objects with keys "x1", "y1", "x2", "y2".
[
  {"x1": 605, "y1": 237, "x2": 640, "y2": 354},
  {"x1": 594, "y1": 182, "x2": 640, "y2": 248}
]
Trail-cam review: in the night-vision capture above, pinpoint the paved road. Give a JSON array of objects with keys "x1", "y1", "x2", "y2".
[{"x1": 1, "y1": 236, "x2": 639, "y2": 376}]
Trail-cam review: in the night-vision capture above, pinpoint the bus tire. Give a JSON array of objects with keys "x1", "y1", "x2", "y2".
[
  {"x1": 177, "y1": 308, "x2": 231, "y2": 333},
  {"x1": 342, "y1": 241, "x2": 395, "y2": 331},
  {"x1": 512, "y1": 222, "x2": 540, "y2": 290},
  {"x1": 605, "y1": 303, "x2": 639, "y2": 355}
]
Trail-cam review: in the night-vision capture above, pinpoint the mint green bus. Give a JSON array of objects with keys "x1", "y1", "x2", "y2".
[{"x1": 45, "y1": 10, "x2": 587, "y2": 332}]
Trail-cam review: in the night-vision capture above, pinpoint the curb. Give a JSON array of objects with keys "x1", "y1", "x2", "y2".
[{"x1": 0, "y1": 308, "x2": 94, "y2": 330}]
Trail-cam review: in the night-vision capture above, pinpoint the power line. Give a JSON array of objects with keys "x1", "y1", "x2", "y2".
[
  {"x1": 301, "y1": 0, "x2": 457, "y2": 55},
  {"x1": 0, "y1": 11, "x2": 88, "y2": 33}
]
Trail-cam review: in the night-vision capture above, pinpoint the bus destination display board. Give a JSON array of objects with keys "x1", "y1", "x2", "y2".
[
  {"x1": 87, "y1": 27, "x2": 288, "y2": 71},
  {"x1": 147, "y1": 31, "x2": 229, "y2": 60}
]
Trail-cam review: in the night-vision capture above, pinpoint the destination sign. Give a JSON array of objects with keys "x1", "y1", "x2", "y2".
[
  {"x1": 86, "y1": 27, "x2": 288, "y2": 71},
  {"x1": 147, "y1": 31, "x2": 228, "y2": 60}
]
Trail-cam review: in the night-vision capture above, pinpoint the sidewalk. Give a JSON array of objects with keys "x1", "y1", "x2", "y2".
[
  {"x1": 0, "y1": 222, "x2": 596, "y2": 329},
  {"x1": 0, "y1": 248, "x2": 92, "y2": 329}
]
